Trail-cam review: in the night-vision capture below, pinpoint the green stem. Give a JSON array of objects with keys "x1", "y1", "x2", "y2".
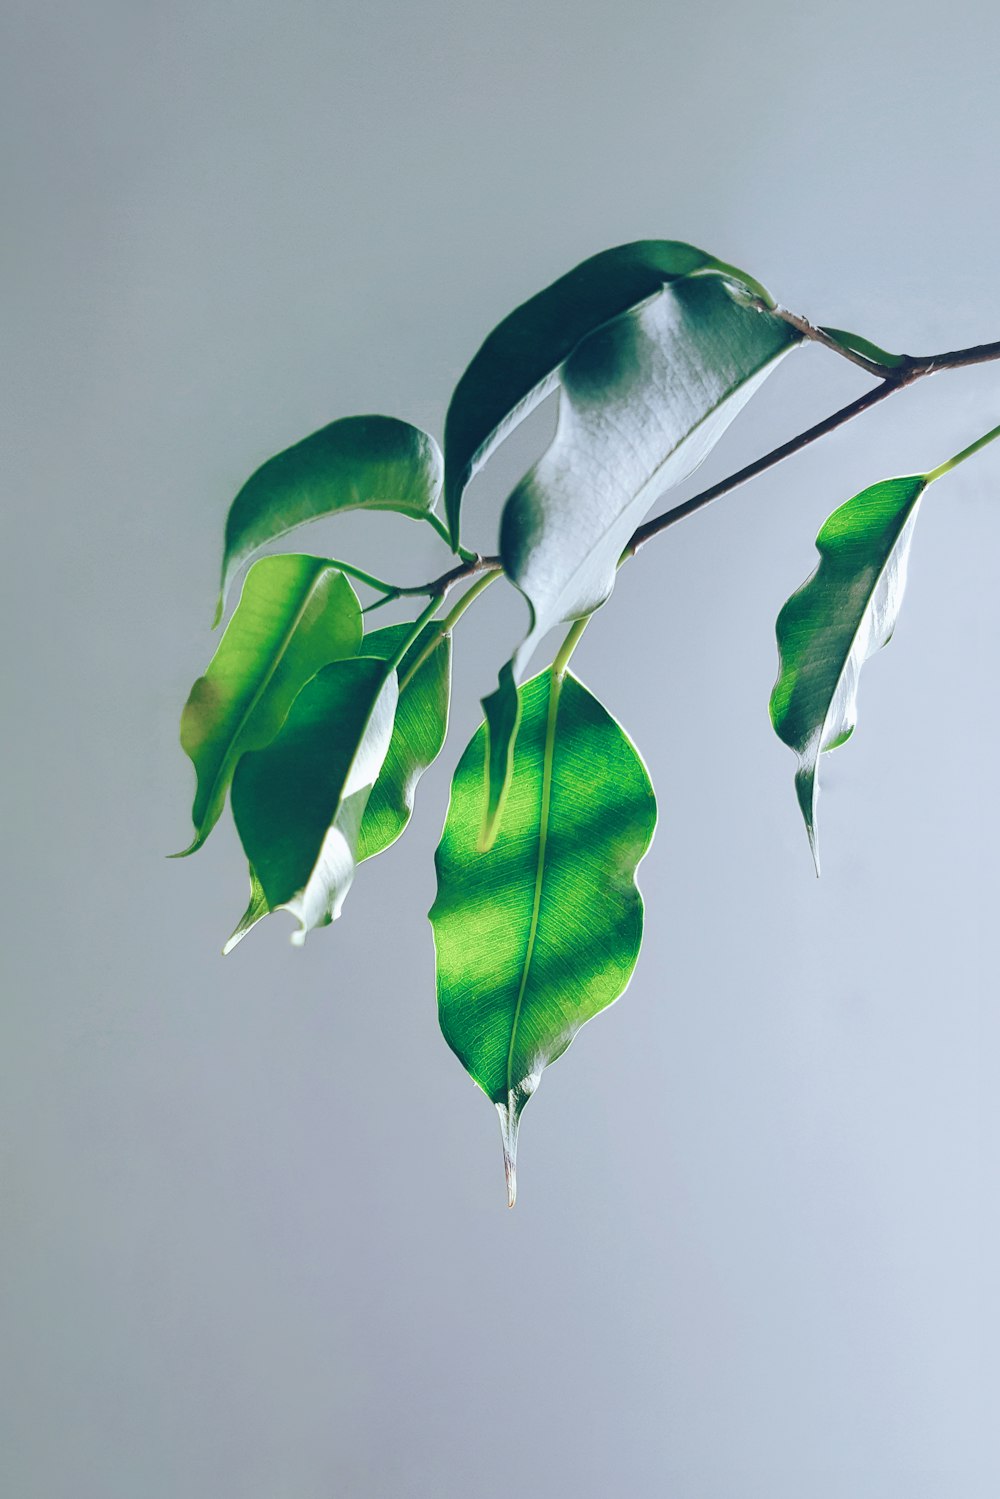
[
  {"x1": 926, "y1": 419, "x2": 1000, "y2": 482},
  {"x1": 423, "y1": 511, "x2": 454, "y2": 547},
  {"x1": 423, "y1": 511, "x2": 478, "y2": 564},
  {"x1": 397, "y1": 569, "x2": 501, "y2": 693},
  {"x1": 385, "y1": 594, "x2": 443, "y2": 677},
  {"x1": 552, "y1": 615, "x2": 591, "y2": 678},
  {"x1": 326, "y1": 558, "x2": 403, "y2": 596}
]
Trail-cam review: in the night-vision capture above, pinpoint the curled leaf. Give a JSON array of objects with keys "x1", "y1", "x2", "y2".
[
  {"x1": 356, "y1": 621, "x2": 452, "y2": 862},
  {"x1": 770, "y1": 474, "x2": 928, "y2": 870},
  {"x1": 230, "y1": 657, "x2": 398, "y2": 944},
  {"x1": 217, "y1": 415, "x2": 444, "y2": 623}
]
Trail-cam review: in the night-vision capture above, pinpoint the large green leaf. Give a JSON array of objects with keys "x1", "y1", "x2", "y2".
[
  {"x1": 769, "y1": 474, "x2": 928, "y2": 871},
  {"x1": 216, "y1": 414, "x2": 444, "y2": 623},
  {"x1": 443, "y1": 239, "x2": 777, "y2": 547},
  {"x1": 356, "y1": 622, "x2": 452, "y2": 863},
  {"x1": 478, "y1": 268, "x2": 796, "y2": 845},
  {"x1": 176, "y1": 555, "x2": 362, "y2": 855},
  {"x1": 430, "y1": 671, "x2": 656, "y2": 1205},
  {"x1": 502, "y1": 270, "x2": 796, "y2": 669},
  {"x1": 230, "y1": 657, "x2": 398, "y2": 944}
]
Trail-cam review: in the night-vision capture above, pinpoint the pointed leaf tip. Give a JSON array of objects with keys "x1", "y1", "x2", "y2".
[
  {"x1": 433, "y1": 671, "x2": 656, "y2": 1202},
  {"x1": 498, "y1": 1101, "x2": 519, "y2": 1208}
]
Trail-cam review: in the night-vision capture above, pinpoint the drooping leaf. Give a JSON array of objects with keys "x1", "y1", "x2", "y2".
[
  {"x1": 443, "y1": 239, "x2": 778, "y2": 547},
  {"x1": 216, "y1": 414, "x2": 444, "y2": 623},
  {"x1": 430, "y1": 671, "x2": 656, "y2": 1205},
  {"x1": 230, "y1": 657, "x2": 398, "y2": 944},
  {"x1": 479, "y1": 267, "x2": 796, "y2": 843},
  {"x1": 356, "y1": 621, "x2": 452, "y2": 862},
  {"x1": 769, "y1": 474, "x2": 928, "y2": 871},
  {"x1": 176, "y1": 556, "x2": 362, "y2": 855}
]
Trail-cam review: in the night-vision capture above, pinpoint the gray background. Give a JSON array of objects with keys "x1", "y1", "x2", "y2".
[{"x1": 4, "y1": 1, "x2": 999, "y2": 1494}]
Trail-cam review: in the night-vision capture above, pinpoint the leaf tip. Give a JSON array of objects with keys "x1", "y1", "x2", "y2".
[
  {"x1": 497, "y1": 1100, "x2": 520, "y2": 1208},
  {"x1": 211, "y1": 594, "x2": 224, "y2": 630},
  {"x1": 167, "y1": 833, "x2": 202, "y2": 860},
  {"x1": 795, "y1": 762, "x2": 821, "y2": 877},
  {"x1": 477, "y1": 808, "x2": 501, "y2": 854}
]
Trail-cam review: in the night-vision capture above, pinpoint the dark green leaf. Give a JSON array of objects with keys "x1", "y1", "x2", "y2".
[
  {"x1": 479, "y1": 661, "x2": 520, "y2": 849},
  {"x1": 217, "y1": 415, "x2": 444, "y2": 623},
  {"x1": 230, "y1": 657, "x2": 398, "y2": 944},
  {"x1": 443, "y1": 239, "x2": 777, "y2": 547},
  {"x1": 430, "y1": 671, "x2": 656, "y2": 1205},
  {"x1": 176, "y1": 555, "x2": 362, "y2": 856},
  {"x1": 356, "y1": 621, "x2": 452, "y2": 862},
  {"x1": 769, "y1": 474, "x2": 928, "y2": 871}
]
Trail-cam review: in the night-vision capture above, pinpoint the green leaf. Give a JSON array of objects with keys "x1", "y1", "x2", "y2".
[
  {"x1": 501, "y1": 269, "x2": 796, "y2": 672},
  {"x1": 217, "y1": 414, "x2": 444, "y2": 623},
  {"x1": 355, "y1": 621, "x2": 452, "y2": 862},
  {"x1": 430, "y1": 671, "x2": 656, "y2": 1205},
  {"x1": 443, "y1": 239, "x2": 778, "y2": 547},
  {"x1": 477, "y1": 266, "x2": 796, "y2": 844},
  {"x1": 176, "y1": 555, "x2": 362, "y2": 856},
  {"x1": 230, "y1": 657, "x2": 398, "y2": 944},
  {"x1": 769, "y1": 474, "x2": 928, "y2": 872}
]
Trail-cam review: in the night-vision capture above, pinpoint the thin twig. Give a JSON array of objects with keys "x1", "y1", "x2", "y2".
[{"x1": 407, "y1": 329, "x2": 1000, "y2": 596}]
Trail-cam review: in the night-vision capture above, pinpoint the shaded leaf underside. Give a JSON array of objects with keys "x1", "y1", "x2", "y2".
[{"x1": 230, "y1": 656, "x2": 398, "y2": 944}]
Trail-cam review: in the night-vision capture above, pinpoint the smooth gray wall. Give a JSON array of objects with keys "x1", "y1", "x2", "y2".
[{"x1": 4, "y1": 2, "x2": 999, "y2": 1494}]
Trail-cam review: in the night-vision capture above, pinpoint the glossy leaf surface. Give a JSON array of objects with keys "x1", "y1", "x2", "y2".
[
  {"x1": 356, "y1": 621, "x2": 452, "y2": 862},
  {"x1": 231, "y1": 657, "x2": 397, "y2": 943},
  {"x1": 502, "y1": 271, "x2": 796, "y2": 669},
  {"x1": 770, "y1": 474, "x2": 927, "y2": 870},
  {"x1": 431, "y1": 671, "x2": 656, "y2": 1204},
  {"x1": 443, "y1": 239, "x2": 774, "y2": 546},
  {"x1": 217, "y1": 415, "x2": 443, "y2": 622},
  {"x1": 177, "y1": 556, "x2": 362, "y2": 855},
  {"x1": 478, "y1": 270, "x2": 795, "y2": 843}
]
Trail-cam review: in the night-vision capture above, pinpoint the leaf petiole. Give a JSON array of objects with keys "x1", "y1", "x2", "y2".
[
  {"x1": 397, "y1": 569, "x2": 501, "y2": 694},
  {"x1": 926, "y1": 418, "x2": 1000, "y2": 482}
]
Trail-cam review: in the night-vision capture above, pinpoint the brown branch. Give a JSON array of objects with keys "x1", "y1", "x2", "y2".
[
  {"x1": 406, "y1": 330, "x2": 1000, "y2": 598},
  {"x1": 625, "y1": 335, "x2": 1000, "y2": 556}
]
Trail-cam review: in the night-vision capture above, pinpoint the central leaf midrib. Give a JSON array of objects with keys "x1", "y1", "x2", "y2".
[{"x1": 505, "y1": 672, "x2": 561, "y2": 1095}]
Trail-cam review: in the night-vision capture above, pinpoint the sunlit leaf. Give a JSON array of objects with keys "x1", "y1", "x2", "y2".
[
  {"x1": 430, "y1": 671, "x2": 656, "y2": 1205},
  {"x1": 176, "y1": 556, "x2": 362, "y2": 856},
  {"x1": 356, "y1": 621, "x2": 452, "y2": 862},
  {"x1": 230, "y1": 657, "x2": 398, "y2": 944},
  {"x1": 217, "y1": 414, "x2": 444, "y2": 623},
  {"x1": 769, "y1": 474, "x2": 928, "y2": 871},
  {"x1": 443, "y1": 239, "x2": 778, "y2": 547}
]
